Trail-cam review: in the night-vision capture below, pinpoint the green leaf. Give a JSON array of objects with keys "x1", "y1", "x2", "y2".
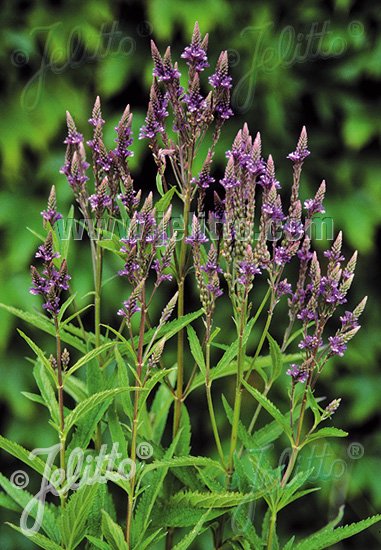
[
  {"x1": 86, "y1": 536, "x2": 111, "y2": 550},
  {"x1": 140, "y1": 456, "x2": 224, "y2": 480},
  {"x1": 151, "y1": 505, "x2": 225, "y2": 528},
  {"x1": 155, "y1": 186, "x2": 176, "y2": 211},
  {"x1": 0, "y1": 474, "x2": 58, "y2": 541},
  {"x1": 21, "y1": 391, "x2": 45, "y2": 406},
  {"x1": 132, "y1": 432, "x2": 182, "y2": 546},
  {"x1": 277, "y1": 469, "x2": 315, "y2": 510},
  {"x1": 242, "y1": 380, "x2": 293, "y2": 441},
  {"x1": 172, "y1": 509, "x2": 211, "y2": 549},
  {"x1": 155, "y1": 172, "x2": 164, "y2": 196},
  {"x1": 0, "y1": 436, "x2": 50, "y2": 478},
  {"x1": 304, "y1": 427, "x2": 348, "y2": 445},
  {"x1": 187, "y1": 325, "x2": 206, "y2": 375},
  {"x1": 6, "y1": 524, "x2": 63, "y2": 550},
  {"x1": 295, "y1": 514, "x2": 381, "y2": 549},
  {"x1": 140, "y1": 309, "x2": 203, "y2": 348},
  {"x1": 149, "y1": 380, "x2": 174, "y2": 444},
  {"x1": 108, "y1": 406, "x2": 127, "y2": 455},
  {"x1": 267, "y1": 334, "x2": 283, "y2": 380},
  {"x1": 307, "y1": 387, "x2": 321, "y2": 427},
  {"x1": 17, "y1": 330, "x2": 55, "y2": 379},
  {"x1": 64, "y1": 387, "x2": 139, "y2": 435},
  {"x1": 170, "y1": 490, "x2": 264, "y2": 508},
  {"x1": 101, "y1": 510, "x2": 128, "y2": 550},
  {"x1": 283, "y1": 536, "x2": 296, "y2": 550},
  {"x1": 115, "y1": 347, "x2": 133, "y2": 419},
  {"x1": 65, "y1": 342, "x2": 115, "y2": 377},
  {"x1": 231, "y1": 507, "x2": 262, "y2": 548},
  {"x1": 61, "y1": 204, "x2": 75, "y2": 259},
  {"x1": 0, "y1": 304, "x2": 87, "y2": 353},
  {"x1": 209, "y1": 318, "x2": 257, "y2": 381},
  {"x1": 190, "y1": 352, "x2": 302, "y2": 392},
  {"x1": 33, "y1": 361, "x2": 60, "y2": 426},
  {"x1": 59, "y1": 484, "x2": 98, "y2": 550}
]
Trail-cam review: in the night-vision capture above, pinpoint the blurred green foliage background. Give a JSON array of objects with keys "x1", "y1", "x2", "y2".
[{"x1": 0, "y1": 0, "x2": 380, "y2": 547}]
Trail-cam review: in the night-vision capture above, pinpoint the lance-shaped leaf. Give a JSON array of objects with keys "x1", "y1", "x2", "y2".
[
  {"x1": 64, "y1": 387, "x2": 143, "y2": 435},
  {"x1": 187, "y1": 325, "x2": 206, "y2": 375},
  {"x1": 242, "y1": 380, "x2": 293, "y2": 441}
]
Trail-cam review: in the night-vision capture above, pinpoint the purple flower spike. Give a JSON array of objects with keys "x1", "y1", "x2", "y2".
[
  {"x1": 274, "y1": 247, "x2": 291, "y2": 266},
  {"x1": 287, "y1": 126, "x2": 310, "y2": 163},
  {"x1": 328, "y1": 335, "x2": 347, "y2": 357},
  {"x1": 287, "y1": 363, "x2": 308, "y2": 383},
  {"x1": 181, "y1": 22, "x2": 209, "y2": 73},
  {"x1": 298, "y1": 335, "x2": 323, "y2": 351}
]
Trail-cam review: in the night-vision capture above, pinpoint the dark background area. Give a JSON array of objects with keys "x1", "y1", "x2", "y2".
[{"x1": 0, "y1": 0, "x2": 380, "y2": 548}]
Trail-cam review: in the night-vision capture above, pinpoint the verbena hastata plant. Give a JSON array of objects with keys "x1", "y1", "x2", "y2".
[{"x1": 0, "y1": 22, "x2": 379, "y2": 550}]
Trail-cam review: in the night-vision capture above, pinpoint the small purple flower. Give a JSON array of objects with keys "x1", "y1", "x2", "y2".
[
  {"x1": 297, "y1": 247, "x2": 313, "y2": 262},
  {"x1": 118, "y1": 259, "x2": 140, "y2": 279},
  {"x1": 114, "y1": 125, "x2": 134, "y2": 160},
  {"x1": 89, "y1": 194, "x2": 112, "y2": 212},
  {"x1": 151, "y1": 258, "x2": 173, "y2": 284},
  {"x1": 117, "y1": 296, "x2": 141, "y2": 319},
  {"x1": 262, "y1": 203, "x2": 285, "y2": 222},
  {"x1": 287, "y1": 126, "x2": 310, "y2": 163},
  {"x1": 237, "y1": 261, "x2": 261, "y2": 286},
  {"x1": 298, "y1": 335, "x2": 322, "y2": 351},
  {"x1": 191, "y1": 172, "x2": 215, "y2": 190},
  {"x1": 35, "y1": 244, "x2": 60, "y2": 263},
  {"x1": 181, "y1": 44, "x2": 209, "y2": 72},
  {"x1": 42, "y1": 296, "x2": 61, "y2": 316},
  {"x1": 340, "y1": 311, "x2": 359, "y2": 330},
  {"x1": 206, "y1": 281, "x2": 223, "y2": 298},
  {"x1": 287, "y1": 149, "x2": 310, "y2": 163},
  {"x1": 274, "y1": 247, "x2": 291, "y2": 266},
  {"x1": 304, "y1": 198, "x2": 325, "y2": 216},
  {"x1": 185, "y1": 231, "x2": 208, "y2": 246},
  {"x1": 215, "y1": 100, "x2": 233, "y2": 120},
  {"x1": 201, "y1": 261, "x2": 222, "y2": 275},
  {"x1": 297, "y1": 308, "x2": 317, "y2": 322},
  {"x1": 220, "y1": 174, "x2": 240, "y2": 189},
  {"x1": 209, "y1": 71, "x2": 232, "y2": 89},
  {"x1": 183, "y1": 90, "x2": 207, "y2": 114},
  {"x1": 328, "y1": 335, "x2": 347, "y2": 357},
  {"x1": 259, "y1": 156, "x2": 281, "y2": 190},
  {"x1": 276, "y1": 279, "x2": 292, "y2": 298},
  {"x1": 287, "y1": 363, "x2": 308, "y2": 383},
  {"x1": 324, "y1": 249, "x2": 345, "y2": 265},
  {"x1": 64, "y1": 130, "x2": 83, "y2": 145},
  {"x1": 319, "y1": 277, "x2": 347, "y2": 306},
  {"x1": 284, "y1": 219, "x2": 304, "y2": 241},
  {"x1": 41, "y1": 209, "x2": 63, "y2": 226}
]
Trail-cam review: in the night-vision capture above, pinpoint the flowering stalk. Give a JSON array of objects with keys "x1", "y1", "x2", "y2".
[{"x1": 126, "y1": 283, "x2": 146, "y2": 544}]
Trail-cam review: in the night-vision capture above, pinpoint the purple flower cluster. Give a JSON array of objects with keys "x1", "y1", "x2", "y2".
[
  {"x1": 287, "y1": 364, "x2": 308, "y2": 384},
  {"x1": 30, "y1": 232, "x2": 70, "y2": 316},
  {"x1": 139, "y1": 81, "x2": 169, "y2": 140},
  {"x1": 181, "y1": 22, "x2": 209, "y2": 73},
  {"x1": 185, "y1": 215, "x2": 209, "y2": 246},
  {"x1": 287, "y1": 126, "x2": 310, "y2": 163},
  {"x1": 237, "y1": 255, "x2": 261, "y2": 287}
]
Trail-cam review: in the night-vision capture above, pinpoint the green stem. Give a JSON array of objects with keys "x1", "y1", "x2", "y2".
[
  {"x1": 95, "y1": 239, "x2": 103, "y2": 351},
  {"x1": 205, "y1": 341, "x2": 226, "y2": 469},
  {"x1": 54, "y1": 316, "x2": 66, "y2": 506},
  {"x1": 125, "y1": 287, "x2": 146, "y2": 545},
  {"x1": 227, "y1": 297, "x2": 247, "y2": 479},
  {"x1": 245, "y1": 311, "x2": 273, "y2": 382},
  {"x1": 173, "y1": 186, "x2": 191, "y2": 436},
  {"x1": 280, "y1": 378, "x2": 310, "y2": 487},
  {"x1": 267, "y1": 511, "x2": 277, "y2": 550}
]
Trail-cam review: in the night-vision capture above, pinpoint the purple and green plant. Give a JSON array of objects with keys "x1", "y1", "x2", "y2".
[{"x1": 0, "y1": 22, "x2": 380, "y2": 550}]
